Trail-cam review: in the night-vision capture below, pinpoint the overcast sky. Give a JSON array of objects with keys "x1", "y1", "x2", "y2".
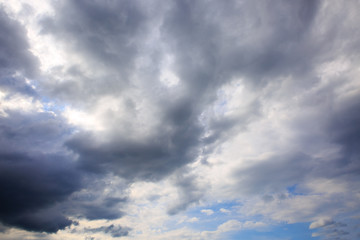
[{"x1": 0, "y1": 0, "x2": 360, "y2": 239}]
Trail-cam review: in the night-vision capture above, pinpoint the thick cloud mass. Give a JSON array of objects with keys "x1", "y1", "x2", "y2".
[
  {"x1": 44, "y1": 0, "x2": 324, "y2": 182},
  {"x1": 0, "y1": 149, "x2": 80, "y2": 232},
  {"x1": 0, "y1": 7, "x2": 80, "y2": 233},
  {"x1": 1, "y1": 0, "x2": 360, "y2": 239},
  {"x1": 0, "y1": 95, "x2": 81, "y2": 232}
]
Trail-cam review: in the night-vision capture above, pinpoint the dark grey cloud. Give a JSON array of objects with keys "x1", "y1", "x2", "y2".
[
  {"x1": 167, "y1": 169, "x2": 205, "y2": 215},
  {"x1": 0, "y1": 6, "x2": 38, "y2": 98},
  {"x1": 0, "y1": 7, "x2": 81, "y2": 233},
  {"x1": 313, "y1": 221, "x2": 353, "y2": 240},
  {"x1": 0, "y1": 112, "x2": 82, "y2": 232},
  {"x1": 328, "y1": 94, "x2": 360, "y2": 174},
  {"x1": 65, "y1": 181, "x2": 127, "y2": 221},
  {"x1": 66, "y1": 126, "x2": 201, "y2": 181},
  {"x1": 0, "y1": 153, "x2": 79, "y2": 233},
  {"x1": 0, "y1": 110, "x2": 131, "y2": 231},
  {"x1": 0, "y1": 7, "x2": 38, "y2": 78},
  {"x1": 234, "y1": 152, "x2": 314, "y2": 195},
  {"x1": 161, "y1": 0, "x2": 320, "y2": 90},
  {"x1": 0, "y1": 74, "x2": 37, "y2": 97},
  {"x1": 39, "y1": 0, "x2": 148, "y2": 104},
  {"x1": 78, "y1": 204, "x2": 123, "y2": 221},
  {"x1": 0, "y1": 110, "x2": 131, "y2": 232},
  {"x1": 85, "y1": 224, "x2": 131, "y2": 238},
  {"x1": 0, "y1": 223, "x2": 7, "y2": 233},
  {"x1": 41, "y1": 0, "x2": 144, "y2": 68}
]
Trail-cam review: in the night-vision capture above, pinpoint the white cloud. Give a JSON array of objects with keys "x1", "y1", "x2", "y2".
[
  {"x1": 216, "y1": 220, "x2": 242, "y2": 232},
  {"x1": 201, "y1": 220, "x2": 267, "y2": 239},
  {"x1": 201, "y1": 209, "x2": 214, "y2": 216},
  {"x1": 187, "y1": 217, "x2": 199, "y2": 223},
  {"x1": 309, "y1": 218, "x2": 334, "y2": 229},
  {"x1": 0, "y1": 90, "x2": 43, "y2": 117},
  {"x1": 220, "y1": 208, "x2": 231, "y2": 213}
]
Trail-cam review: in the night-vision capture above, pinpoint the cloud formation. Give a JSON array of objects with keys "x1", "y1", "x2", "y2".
[
  {"x1": 0, "y1": 0, "x2": 360, "y2": 239},
  {"x1": 85, "y1": 224, "x2": 131, "y2": 238},
  {"x1": 0, "y1": 7, "x2": 81, "y2": 232}
]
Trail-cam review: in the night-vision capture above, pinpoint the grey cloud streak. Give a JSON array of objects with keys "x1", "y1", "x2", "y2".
[{"x1": 84, "y1": 224, "x2": 131, "y2": 238}]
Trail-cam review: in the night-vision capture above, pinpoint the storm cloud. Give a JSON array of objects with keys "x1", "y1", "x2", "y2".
[{"x1": 0, "y1": 0, "x2": 360, "y2": 239}]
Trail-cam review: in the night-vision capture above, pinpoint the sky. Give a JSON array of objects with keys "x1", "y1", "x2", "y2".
[{"x1": 0, "y1": 0, "x2": 360, "y2": 239}]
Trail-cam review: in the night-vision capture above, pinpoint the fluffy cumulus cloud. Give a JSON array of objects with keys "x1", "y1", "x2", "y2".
[{"x1": 0, "y1": 0, "x2": 360, "y2": 239}]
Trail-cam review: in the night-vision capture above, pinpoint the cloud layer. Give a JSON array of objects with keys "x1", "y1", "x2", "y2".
[{"x1": 0, "y1": 0, "x2": 360, "y2": 239}]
